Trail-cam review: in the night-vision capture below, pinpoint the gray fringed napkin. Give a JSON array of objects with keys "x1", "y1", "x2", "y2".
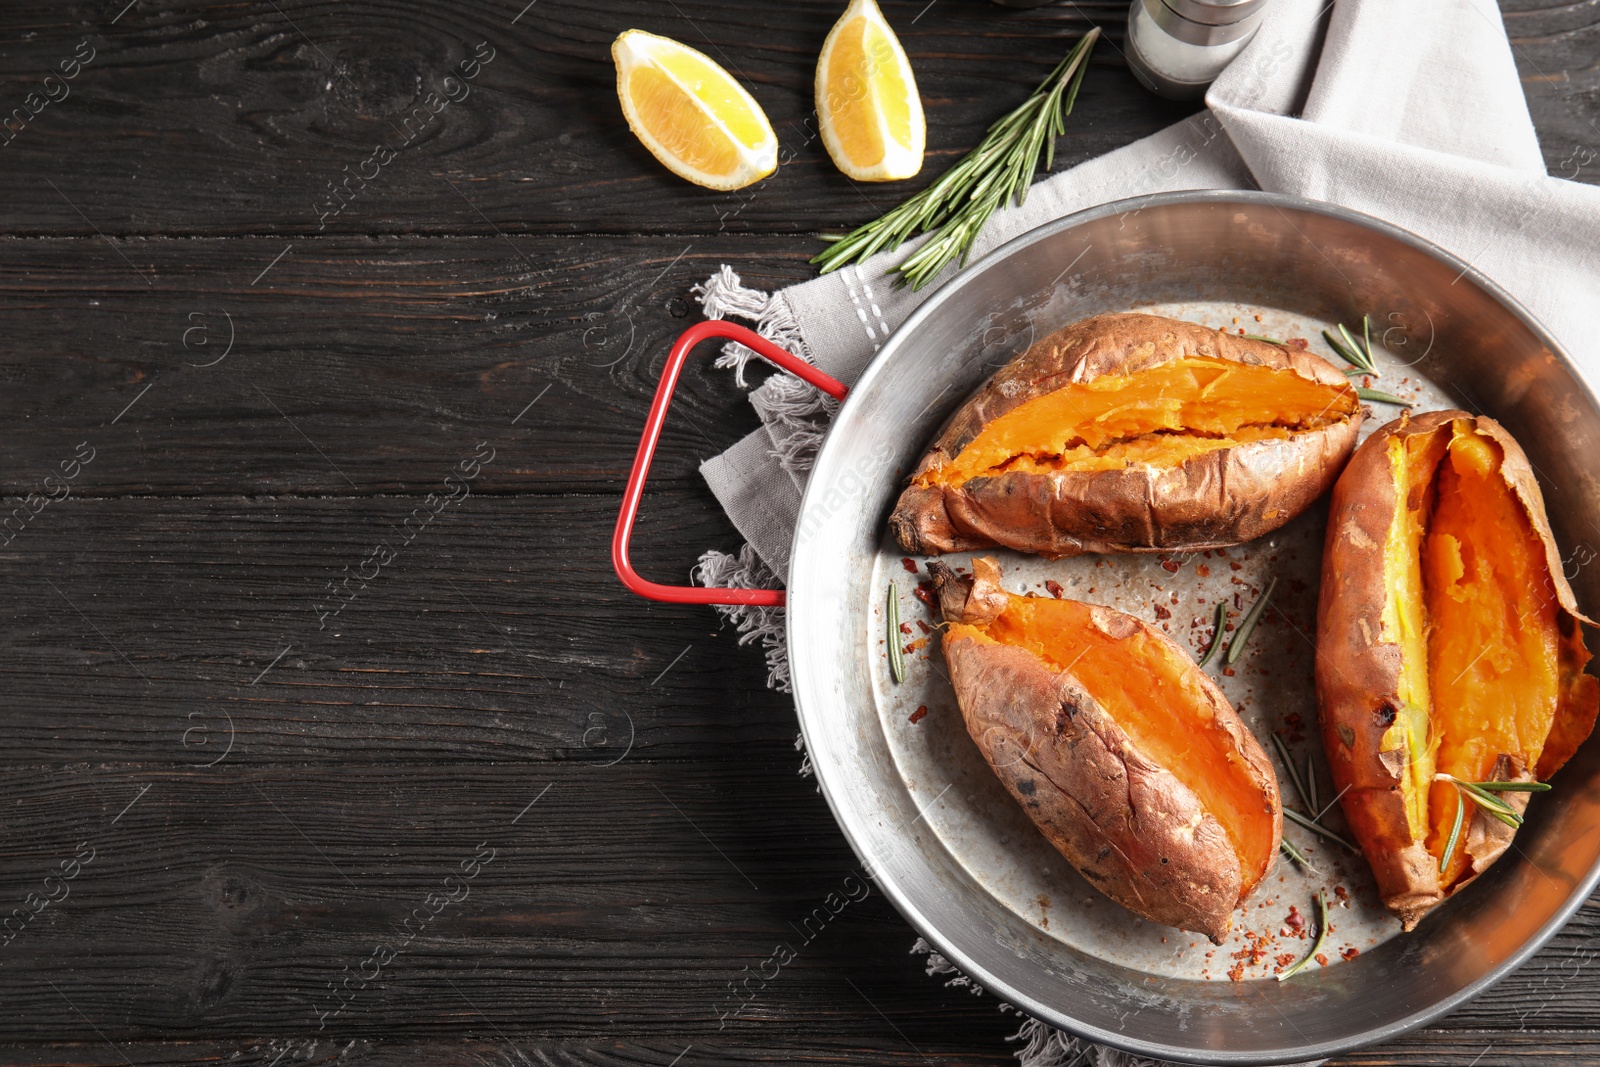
[{"x1": 688, "y1": 1, "x2": 1600, "y2": 1062}]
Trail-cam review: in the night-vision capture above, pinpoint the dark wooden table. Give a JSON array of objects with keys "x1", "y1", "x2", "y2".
[{"x1": 2, "y1": 2, "x2": 1597, "y2": 1064}]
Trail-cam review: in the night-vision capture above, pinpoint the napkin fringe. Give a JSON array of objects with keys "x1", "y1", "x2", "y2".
[
  {"x1": 695, "y1": 266, "x2": 835, "y2": 477},
  {"x1": 691, "y1": 543, "x2": 795, "y2": 689},
  {"x1": 912, "y1": 939, "x2": 1161, "y2": 1067},
  {"x1": 692, "y1": 266, "x2": 810, "y2": 388},
  {"x1": 750, "y1": 375, "x2": 838, "y2": 476}
]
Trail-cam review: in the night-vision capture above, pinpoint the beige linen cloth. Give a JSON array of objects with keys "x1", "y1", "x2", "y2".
[{"x1": 686, "y1": 1, "x2": 1600, "y2": 1062}]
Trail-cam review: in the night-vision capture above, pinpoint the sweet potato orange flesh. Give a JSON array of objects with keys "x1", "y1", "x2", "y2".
[
  {"x1": 1422, "y1": 430, "x2": 1563, "y2": 882},
  {"x1": 1372, "y1": 420, "x2": 1597, "y2": 885},
  {"x1": 925, "y1": 357, "x2": 1359, "y2": 486},
  {"x1": 947, "y1": 594, "x2": 1276, "y2": 886}
]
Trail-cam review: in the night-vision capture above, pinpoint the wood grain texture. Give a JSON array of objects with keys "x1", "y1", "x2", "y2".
[
  {"x1": 0, "y1": 235, "x2": 803, "y2": 497},
  {"x1": 0, "y1": 1, "x2": 1193, "y2": 237},
  {"x1": 0, "y1": 0, "x2": 1597, "y2": 1064},
  {"x1": 0, "y1": 491, "x2": 789, "y2": 762},
  {"x1": 0, "y1": 764, "x2": 1594, "y2": 1045},
  {"x1": 0, "y1": 763, "x2": 1008, "y2": 1042}
]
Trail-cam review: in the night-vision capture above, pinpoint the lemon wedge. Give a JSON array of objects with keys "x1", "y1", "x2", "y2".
[
  {"x1": 613, "y1": 29, "x2": 778, "y2": 191},
  {"x1": 816, "y1": 0, "x2": 924, "y2": 182}
]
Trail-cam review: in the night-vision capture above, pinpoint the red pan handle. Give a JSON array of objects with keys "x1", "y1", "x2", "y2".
[{"x1": 612, "y1": 319, "x2": 848, "y2": 607}]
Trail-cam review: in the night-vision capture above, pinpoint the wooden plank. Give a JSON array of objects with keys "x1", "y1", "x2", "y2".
[
  {"x1": 10, "y1": 1029, "x2": 1600, "y2": 1067},
  {"x1": 0, "y1": 762, "x2": 1014, "y2": 1049},
  {"x1": 0, "y1": 489, "x2": 805, "y2": 762},
  {"x1": 0, "y1": 1036, "x2": 1016, "y2": 1066},
  {"x1": 9, "y1": 1029, "x2": 1600, "y2": 1067},
  {"x1": 1505, "y1": 0, "x2": 1600, "y2": 184},
  {"x1": 0, "y1": 1, "x2": 1194, "y2": 238},
  {"x1": 1337, "y1": 1030, "x2": 1600, "y2": 1067},
  {"x1": 0, "y1": 234, "x2": 807, "y2": 497}
]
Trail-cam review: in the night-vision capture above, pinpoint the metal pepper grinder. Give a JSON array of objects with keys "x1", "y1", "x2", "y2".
[{"x1": 1125, "y1": 0, "x2": 1270, "y2": 100}]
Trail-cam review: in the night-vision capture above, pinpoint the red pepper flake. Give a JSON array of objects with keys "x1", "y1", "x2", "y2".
[
  {"x1": 1160, "y1": 557, "x2": 1181, "y2": 573},
  {"x1": 1254, "y1": 314, "x2": 1263, "y2": 322},
  {"x1": 1288, "y1": 337, "x2": 1309, "y2": 350},
  {"x1": 909, "y1": 705, "x2": 929, "y2": 725},
  {"x1": 1045, "y1": 579, "x2": 1065, "y2": 599},
  {"x1": 1333, "y1": 885, "x2": 1350, "y2": 903},
  {"x1": 1285, "y1": 906, "x2": 1305, "y2": 931},
  {"x1": 1196, "y1": 564, "x2": 1211, "y2": 577},
  {"x1": 913, "y1": 582, "x2": 935, "y2": 606},
  {"x1": 1229, "y1": 561, "x2": 1243, "y2": 571},
  {"x1": 1314, "y1": 953, "x2": 1329, "y2": 966},
  {"x1": 904, "y1": 638, "x2": 928, "y2": 654},
  {"x1": 1223, "y1": 667, "x2": 1236, "y2": 677},
  {"x1": 1341, "y1": 946, "x2": 1361, "y2": 961},
  {"x1": 1274, "y1": 952, "x2": 1298, "y2": 968},
  {"x1": 899, "y1": 622, "x2": 912, "y2": 635},
  {"x1": 916, "y1": 620, "x2": 932, "y2": 635},
  {"x1": 901, "y1": 557, "x2": 918, "y2": 573},
  {"x1": 1227, "y1": 961, "x2": 1246, "y2": 982},
  {"x1": 1153, "y1": 604, "x2": 1171, "y2": 619}
]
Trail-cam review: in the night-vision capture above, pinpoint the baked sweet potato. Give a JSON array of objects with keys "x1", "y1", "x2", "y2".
[
  {"x1": 933, "y1": 557, "x2": 1282, "y2": 943},
  {"x1": 892, "y1": 313, "x2": 1363, "y2": 558},
  {"x1": 1317, "y1": 410, "x2": 1600, "y2": 929}
]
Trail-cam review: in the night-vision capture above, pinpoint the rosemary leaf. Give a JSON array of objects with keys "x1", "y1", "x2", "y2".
[
  {"x1": 1467, "y1": 780, "x2": 1552, "y2": 793},
  {"x1": 1241, "y1": 334, "x2": 1284, "y2": 345},
  {"x1": 1323, "y1": 324, "x2": 1376, "y2": 374},
  {"x1": 887, "y1": 586, "x2": 905, "y2": 684},
  {"x1": 1197, "y1": 601, "x2": 1226, "y2": 667},
  {"x1": 1272, "y1": 733, "x2": 1311, "y2": 811},
  {"x1": 1225, "y1": 576, "x2": 1277, "y2": 665},
  {"x1": 1284, "y1": 807, "x2": 1358, "y2": 852},
  {"x1": 812, "y1": 28, "x2": 1101, "y2": 290},
  {"x1": 1439, "y1": 788, "x2": 1465, "y2": 874},
  {"x1": 1433, "y1": 771, "x2": 1529, "y2": 831},
  {"x1": 1449, "y1": 778, "x2": 1524, "y2": 828},
  {"x1": 1338, "y1": 323, "x2": 1373, "y2": 372},
  {"x1": 1280, "y1": 837, "x2": 1318, "y2": 873},
  {"x1": 1358, "y1": 388, "x2": 1409, "y2": 405},
  {"x1": 1278, "y1": 891, "x2": 1331, "y2": 981},
  {"x1": 1305, "y1": 753, "x2": 1320, "y2": 815}
]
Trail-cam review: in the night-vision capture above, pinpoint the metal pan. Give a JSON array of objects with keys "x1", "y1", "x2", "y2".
[{"x1": 616, "y1": 190, "x2": 1600, "y2": 1064}]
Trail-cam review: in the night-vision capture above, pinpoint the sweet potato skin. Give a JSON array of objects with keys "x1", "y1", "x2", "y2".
[
  {"x1": 892, "y1": 313, "x2": 1361, "y2": 558},
  {"x1": 1316, "y1": 411, "x2": 1597, "y2": 929},
  {"x1": 934, "y1": 558, "x2": 1281, "y2": 943}
]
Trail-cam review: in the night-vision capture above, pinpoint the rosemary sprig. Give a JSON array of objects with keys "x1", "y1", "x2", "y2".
[
  {"x1": 812, "y1": 29, "x2": 1101, "y2": 290},
  {"x1": 1280, "y1": 837, "x2": 1318, "y2": 873},
  {"x1": 1439, "y1": 788, "x2": 1466, "y2": 874},
  {"x1": 1434, "y1": 773, "x2": 1538, "y2": 829},
  {"x1": 1324, "y1": 316, "x2": 1377, "y2": 374},
  {"x1": 1323, "y1": 315, "x2": 1410, "y2": 404},
  {"x1": 1278, "y1": 891, "x2": 1331, "y2": 981},
  {"x1": 1225, "y1": 576, "x2": 1276, "y2": 666},
  {"x1": 887, "y1": 585, "x2": 906, "y2": 684},
  {"x1": 1284, "y1": 807, "x2": 1358, "y2": 852},
  {"x1": 1197, "y1": 601, "x2": 1226, "y2": 668}
]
